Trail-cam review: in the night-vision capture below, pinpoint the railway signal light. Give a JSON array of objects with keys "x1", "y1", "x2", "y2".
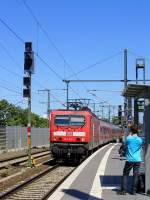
[
  {"x1": 23, "y1": 88, "x2": 30, "y2": 98},
  {"x1": 23, "y1": 42, "x2": 33, "y2": 99},
  {"x1": 24, "y1": 52, "x2": 33, "y2": 70},
  {"x1": 23, "y1": 42, "x2": 34, "y2": 168},
  {"x1": 24, "y1": 42, "x2": 34, "y2": 73},
  {"x1": 23, "y1": 76, "x2": 31, "y2": 86},
  {"x1": 23, "y1": 76, "x2": 31, "y2": 98},
  {"x1": 25, "y1": 42, "x2": 32, "y2": 51}
]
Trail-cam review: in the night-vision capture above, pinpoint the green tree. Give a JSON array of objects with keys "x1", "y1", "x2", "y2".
[
  {"x1": 0, "y1": 99, "x2": 11, "y2": 125},
  {"x1": 0, "y1": 99, "x2": 48, "y2": 127}
]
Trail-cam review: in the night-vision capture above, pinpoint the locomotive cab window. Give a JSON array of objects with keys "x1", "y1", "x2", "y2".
[
  {"x1": 55, "y1": 115, "x2": 69, "y2": 125},
  {"x1": 70, "y1": 116, "x2": 85, "y2": 126},
  {"x1": 55, "y1": 115, "x2": 85, "y2": 126}
]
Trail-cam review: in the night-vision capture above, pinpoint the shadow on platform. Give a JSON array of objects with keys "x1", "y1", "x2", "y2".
[
  {"x1": 62, "y1": 189, "x2": 103, "y2": 200},
  {"x1": 100, "y1": 175, "x2": 133, "y2": 191}
]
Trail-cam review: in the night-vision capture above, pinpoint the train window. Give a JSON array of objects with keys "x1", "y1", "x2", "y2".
[
  {"x1": 55, "y1": 115, "x2": 69, "y2": 125},
  {"x1": 54, "y1": 115, "x2": 85, "y2": 126},
  {"x1": 70, "y1": 116, "x2": 85, "y2": 126}
]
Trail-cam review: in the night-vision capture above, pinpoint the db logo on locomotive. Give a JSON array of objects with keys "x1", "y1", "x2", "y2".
[{"x1": 66, "y1": 132, "x2": 73, "y2": 136}]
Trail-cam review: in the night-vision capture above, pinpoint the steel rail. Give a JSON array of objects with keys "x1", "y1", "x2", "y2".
[
  {"x1": 0, "y1": 150, "x2": 50, "y2": 169},
  {"x1": 0, "y1": 164, "x2": 59, "y2": 199},
  {"x1": 41, "y1": 166, "x2": 77, "y2": 200}
]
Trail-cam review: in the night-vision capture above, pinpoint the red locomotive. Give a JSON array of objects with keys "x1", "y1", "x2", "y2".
[{"x1": 50, "y1": 107, "x2": 122, "y2": 161}]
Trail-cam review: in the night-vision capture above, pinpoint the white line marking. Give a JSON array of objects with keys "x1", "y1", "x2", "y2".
[
  {"x1": 48, "y1": 144, "x2": 111, "y2": 200},
  {"x1": 88, "y1": 144, "x2": 117, "y2": 200},
  {"x1": 102, "y1": 186, "x2": 119, "y2": 190}
]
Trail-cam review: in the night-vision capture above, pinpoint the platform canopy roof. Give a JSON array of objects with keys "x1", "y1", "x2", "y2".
[{"x1": 122, "y1": 84, "x2": 150, "y2": 98}]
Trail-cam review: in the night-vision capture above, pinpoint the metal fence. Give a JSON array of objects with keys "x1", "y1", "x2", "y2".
[
  {"x1": 0, "y1": 126, "x2": 50, "y2": 151},
  {"x1": 0, "y1": 126, "x2": 6, "y2": 150}
]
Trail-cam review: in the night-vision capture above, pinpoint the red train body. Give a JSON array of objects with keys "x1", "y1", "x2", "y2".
[{"x1": 50, "y1": 109, "x2": 122, "y2": 161}]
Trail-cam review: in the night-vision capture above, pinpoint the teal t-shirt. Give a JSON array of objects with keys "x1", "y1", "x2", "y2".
[{"x1": 125, "y1": 135, "x2": 143, "y2": 162}]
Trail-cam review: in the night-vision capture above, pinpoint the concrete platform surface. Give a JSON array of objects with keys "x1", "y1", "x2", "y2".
[{"x1": 48, "y1": 143, "x2": 149, "y2": 200}]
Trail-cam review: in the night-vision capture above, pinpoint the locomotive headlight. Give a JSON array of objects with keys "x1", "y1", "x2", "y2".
[{"x1": 81, "y1": 138, "x2": 85, "y2": 142}]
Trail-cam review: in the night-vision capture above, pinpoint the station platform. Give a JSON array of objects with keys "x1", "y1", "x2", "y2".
[{"x1": 48, "y1": 143, "x2": 149, "y2": 200}]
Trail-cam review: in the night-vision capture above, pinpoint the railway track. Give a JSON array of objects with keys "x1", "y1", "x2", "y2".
[
  {"x1": 0, "y1": 151, "x2": 50, "y2": 169},
  {"x1": 0, "y1": 164, "x2": 75, "y2": 200}
]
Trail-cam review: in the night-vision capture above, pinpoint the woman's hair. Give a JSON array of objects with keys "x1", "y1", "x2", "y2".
[{"x1": 130, "y1": 125, "x2": 138, "y2": 134}]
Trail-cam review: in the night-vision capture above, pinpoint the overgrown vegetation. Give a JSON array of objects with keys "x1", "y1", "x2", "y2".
[{"x1": 0, "y1": 99, "x2": 48, "y2": 127}]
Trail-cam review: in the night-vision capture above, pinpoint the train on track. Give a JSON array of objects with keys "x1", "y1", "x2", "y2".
[{"x1": 50, "y1": 107, "x2": 123, "y2": 162}]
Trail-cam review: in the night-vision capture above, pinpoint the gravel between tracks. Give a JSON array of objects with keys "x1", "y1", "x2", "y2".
[
  {"x1": 2, "y1": 166, "x2": 75, "y2": 200},
  {"x1": 0, "y1": 159, "x2": 52, "y2": 193}
]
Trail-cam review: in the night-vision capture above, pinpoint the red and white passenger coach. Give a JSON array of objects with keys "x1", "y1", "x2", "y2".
[{"x1": 50, "y1": 108, "x2": 122, "y2": 161}]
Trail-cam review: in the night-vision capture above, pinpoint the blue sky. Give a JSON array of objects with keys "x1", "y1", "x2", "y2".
[{"x1": 0, "y1": 0, "x2": 150, "y2": 118}]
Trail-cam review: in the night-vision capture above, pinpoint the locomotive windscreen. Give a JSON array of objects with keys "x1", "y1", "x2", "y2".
[{"x1": 55, "y1": 115, "x2": 85, "y2": 126}]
